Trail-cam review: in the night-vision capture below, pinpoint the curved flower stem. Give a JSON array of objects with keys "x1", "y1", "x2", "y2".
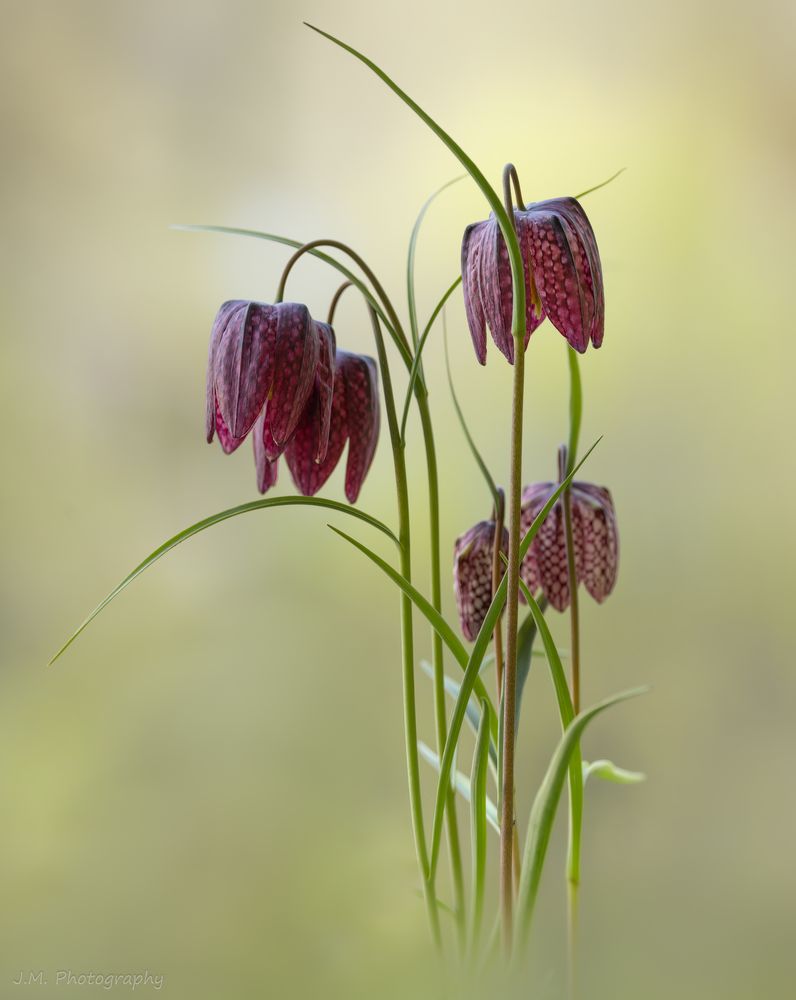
[
  {"x1": 502, "y1": 163, "x2": 525, "y2": 211},
  {"x1": 327, "y1": 280, "x2": 354, "y2": 324},
  {"x1": 367, "y1": 303, "x2": 442, "y2": 950},
  {"x1": 274, "y1": 238, "x2": 414, "y2": 364}
]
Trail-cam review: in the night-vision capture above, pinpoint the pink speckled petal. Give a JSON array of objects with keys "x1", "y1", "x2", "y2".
[
  {"x1": 520, "y1": 482, "x2": 553, "y2": 595},
  {"x1": 572, "y1": 483, "x2": 618, "y2": 601},
  {"x1": 453, "y1": 521, "x2": 508, "y2": 641},
  {"x1": 214, "y1": 397, "x2": 246, "y2": 455},
  {"x1": 215, "y1": 301, "x2": 277, "y2": 439},
  {"x1": 252, "y1": 411, "x2": 279, "y2": 493},
  {"x1": 479, "y1": 218, "x2": 515, "y2": 363},
  {"x1": 285, "y1": 365, "x2": 349, "y2": 497},
  {"x1": 523, "y1": 197, "x2": 604, "y2": 352},
  {"x1": 262, "y1": 303, "x2": 319, "y2": 458},
  {"x1": 461, "y1": 221, "x2": 489, "y2": 365},
  {"x1": 340, "y1": 352, "x2": 380, "y2": 504}
]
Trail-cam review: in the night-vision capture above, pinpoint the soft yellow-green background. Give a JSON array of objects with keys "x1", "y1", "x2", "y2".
[{"x1": 2, "y1": 0, "x2": 794, "y2": 996}]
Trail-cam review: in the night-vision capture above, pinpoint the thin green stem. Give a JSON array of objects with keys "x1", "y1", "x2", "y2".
[
  {"x1": 563, "y1": 348, "x2": 583, "y2": 998},
  {"x1": 502, "y1": 163, "x2": 525, "y2": 211},
  {"x1": 367, "y1": 304, "x2": 441, "y2": 950},
  {"x1": 274, "y1": 238, "x2": 413, "y2": 363},
  {"x1": 498, "y1": 165, "x2": 528, "y2": 953},
  {"x1": 417, "y1": 388, "x2": 467, "y2": 948}
]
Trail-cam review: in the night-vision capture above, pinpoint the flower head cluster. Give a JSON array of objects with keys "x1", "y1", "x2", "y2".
[
  {"x1": 461, "y1": 197, "x2": 604, "y2": 364},
  {"x1": 206, "y1": 300, "x2": 379, "y2": 502}
]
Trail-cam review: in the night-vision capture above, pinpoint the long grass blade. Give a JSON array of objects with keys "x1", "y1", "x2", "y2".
[
  {"x1": 575, "y1": 167, "x2": 626, "y2": 201},
  {"x1": 418, "y1": 741, "x2": 499, "y2": 835},
  {"x1": 469, "y1": 699, "x2": 492, "y2": 953},
  {"x1": 407, "y1": 176, "x2": 465, "y2": 347},
  {"x1": 514, "y1": 687, "x2": 649, "y2": 952},
  {"x1": 50, "y1": 497, "x2": 397, "y2": 665},
  {"x1": 399, "y1": 276, "x2": 462, "y2": 442},
  {"x1": 328, "y1": 525, "x2": 498, "y2": 737}
]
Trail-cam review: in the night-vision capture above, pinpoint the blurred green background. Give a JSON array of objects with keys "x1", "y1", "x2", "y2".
[{"x1": 2, "y1": 0, "x2": 794, "y2": 996}]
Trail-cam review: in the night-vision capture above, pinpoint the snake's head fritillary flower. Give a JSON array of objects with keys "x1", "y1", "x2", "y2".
[
  {"x1": 461, "y1": 197, "x2": 604, "y2": 364},
  {"x1": 520, "y1": 481, "x2": 618, "y2": 612},
  {"x1": 206, "y1": 300, "x2": 320, "y2": 456},
  {"x1": 453, "y1": 520, "x2": 508, "y2": 641},
  {"x1": 284, "y1": 350, "x2": 380, "y2": 503}
]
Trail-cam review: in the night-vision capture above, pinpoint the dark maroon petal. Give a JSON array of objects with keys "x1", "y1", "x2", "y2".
[
  {"x1": 252, "y1": 411, "x2": 279, "y2": 493},
  {"x1": 214, "y1": 398, "x2": 246, "y2": 455},
  {"x1": 215, "y1": 302, "x2": 277, "y2": 439},
  {"x1": 461, "y1": 222, "x2": 489, "y2": 365},
  {"x1": 206, "y1": 300, "x2": 246, "y2": 443},
  {"x1": 263, "y1": 303, "x2": 319, "y2": 457},
  {"x1": 571, "y1": 484, "x2": 618, "y2": 601},
  {"x1": 453, "y1": 521, "x2": 507, "y2": 641},
  {"x1": 285, "y1": 365, "x2": 349, "y2": 497},
  {"x1": 340, "y1": 353, "x2": 380, "y2": 503},
  {"x1": 479, "y1": 218, "x2": 515, "y2": 363}
]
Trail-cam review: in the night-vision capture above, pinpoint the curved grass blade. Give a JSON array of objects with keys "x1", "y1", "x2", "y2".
[
  {"x1": 328, "y1": 525, "x2": 498, "y2": 736},
  {"x1": 418, "y1": 741, "x2": 498, "y2": 835},
  {"x1": 514, "y1": 687, "x2": 649, "y2": 952},
  {"x1": 583, "y1": 759, "x2": 646, "y2": 786},
  {"x1": 443, "y1": 313, "x2": 500, "y2": 511},
  {"x1": 50, "y1": 497, "x2": 397, "y2": 665},
  {"x1": 469, "y1": 699, "x2": 492, "y2": 953},
  {"x1": 518, "y1": 576, "x2": 582, "y2": 884},
  {"x1": 399, "y1": 276, "x2": 462, "y2": 443},
  {"x1": 407, "y1": 176, "x2": 465, "y2": 348},
  {"x1": 302, "y1": 24, "x2": 524, "y2": 301},
  {"x1": 427, "y1": 439, "x2": 601, "y2": 882},
  {"x1": 575, "y1": 167, "x2": 626, "y2": 201}
]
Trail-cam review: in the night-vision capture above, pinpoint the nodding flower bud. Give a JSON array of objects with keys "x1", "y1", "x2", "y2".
[
  {"x1": 206, "y1": 300, "x2": 321, "y2": 456},
  {"x1": 285, "y1": 350, "x2": 380, "y2": 503},
  {"x1": 520, "y1": 481, "x2": 618, "y2": 612},
  {"x1": 453, "y1": 520, "x2": 508, "y2": 641},
  {"x1": 461, "y1": 197, "x2": 604, "y2": 364}
]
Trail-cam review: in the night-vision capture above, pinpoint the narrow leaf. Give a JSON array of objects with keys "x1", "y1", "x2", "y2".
[
  {"x1": 575, "y1": 167, "x2": 626, "y2": 200},
  {"x1": 50, "y1": 497, "x2": 397, "y2": 665},
  {"x1": 443, "y1": 314, "x2": 500, "y2": 510},
  {"x1": 329, "y1": 526, "x2": 498, "y2": 737},
  {"x1": 583, "y1": 759, "x2": 646, "y2": 786},
  {"x1": 515, "y1": 687, "x2": 649, "y2": 951},
  {"x1": 420, "y1": 660, "x2": 498, "y2": 775},
  {"x1": 399, "y1": 276, "x2": 462, "y2": 442},
  {"x1": 469, "y1": 700, "x2": 492, "y2": 953},
  {"x1": 407, "y1": 176, "x2": 465, "y2": 347}
]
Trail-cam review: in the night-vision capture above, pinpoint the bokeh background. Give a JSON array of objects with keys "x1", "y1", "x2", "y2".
[{"x1": 2, "y1": 0, "x2": 794, "y2": 996}]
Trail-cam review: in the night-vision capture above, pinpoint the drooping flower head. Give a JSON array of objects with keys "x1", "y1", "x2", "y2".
[
  {"x1": 283, "y1": 350, "x2": 380, "y2": 503},
  {"x1": 206, "y1": 300, "x2": 323, "y2": 456},
  {"x1": 461, "y1": 197, "x2": 604, "y2": 364},
  {"x1": 520, "y1": 481, "x2": 618, "y2": 612},
  {"x1": 453, "y1": 520, "x2": 508, "y2": 641}
]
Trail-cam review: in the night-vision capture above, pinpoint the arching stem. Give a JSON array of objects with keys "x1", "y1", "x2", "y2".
[
  {"x1": 327, "y1": 280, "x2": 353, "y2": 324},
  {"x1": 367, "y1": 303, "x2": 442, "y2": 950},
  {"x1": 502, "y1": 163, "x2": 525, "y2": 211}
]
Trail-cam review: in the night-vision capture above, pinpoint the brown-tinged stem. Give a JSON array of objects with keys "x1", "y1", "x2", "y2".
[
  {"x1": 559, "y1": 446, "x2": 581, "y2": 714},
  {"x1": 502, "y1": 163, "x2": 525, "y2": 211},
  {"x1": 490, "y1": 488, "x2": 506, "y2": 699}
]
